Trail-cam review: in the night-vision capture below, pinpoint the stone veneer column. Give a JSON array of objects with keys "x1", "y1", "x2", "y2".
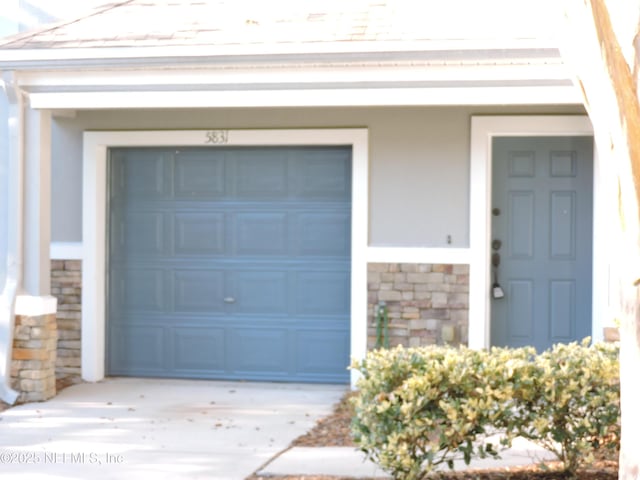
[
  {"x1": 11, "y1": 311, "x2": 57, "y2": 402},
  {"x1": 367, "y1": 263, "x2": 469, "y2": 349}
]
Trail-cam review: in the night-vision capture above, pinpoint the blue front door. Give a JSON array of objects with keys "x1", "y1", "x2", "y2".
[
  {"x1": 491, "y1": 136, "x2": 593, "y2": 352},
  {"x1": 107, "y1": 146, "x2": 352, "y2": 383}
]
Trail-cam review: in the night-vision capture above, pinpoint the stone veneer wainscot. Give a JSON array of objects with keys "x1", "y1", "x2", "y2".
[
  {"x1": 367, "y1": 263, "x2": 469, "y2": 349},
  {"x1": 51, "y1": 260, "x2": 82, "y2": 379}
]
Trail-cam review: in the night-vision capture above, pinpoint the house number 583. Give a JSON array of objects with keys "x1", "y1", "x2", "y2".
[{"x1": 205, "y1": 130, "x2": 229, "y2": 144}]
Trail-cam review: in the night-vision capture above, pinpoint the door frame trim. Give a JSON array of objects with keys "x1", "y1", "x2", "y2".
[
  {"x1": 469, "y1": 116, "x2": 604, "y2": 349},
  {"x1": 82, "y1": 129, "x2": 368, "y2": 386}
]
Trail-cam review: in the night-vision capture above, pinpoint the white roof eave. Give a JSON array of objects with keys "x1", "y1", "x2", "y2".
[
  {"x1": 0, "y1": 38, "x2": 563, "y2": 69},
  {"x1": 0, "y1": 40, "x2": 581, "y2": 110},
  {"x1": 25, "y1": 85, "x2": 583, "y2": 110}
]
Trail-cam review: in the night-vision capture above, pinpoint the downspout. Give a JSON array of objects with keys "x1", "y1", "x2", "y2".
[{"x1": 0, "y1": 72, "x2": 23, "y2": 404}]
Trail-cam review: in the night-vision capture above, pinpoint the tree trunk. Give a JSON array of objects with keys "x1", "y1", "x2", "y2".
[{"x1": 560, "y1": 1, "x2": 640, "y2": 478}]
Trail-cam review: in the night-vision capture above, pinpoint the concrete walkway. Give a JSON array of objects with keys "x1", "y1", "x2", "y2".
[
  {"x1": 258, "y1": 437, "x2": 557, "y2": 478},
  {"x1": 0, "y1": 377, "x2": 345, "y2": 480}
]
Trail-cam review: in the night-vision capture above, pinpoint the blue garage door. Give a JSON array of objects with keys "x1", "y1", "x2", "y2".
[{"x1": 107, "y1": 146, "x2": 351, "y2": 383}]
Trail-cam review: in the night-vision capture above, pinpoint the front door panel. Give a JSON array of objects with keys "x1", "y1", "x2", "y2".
[{"x1": 491, "y1": 136, "x2": 593, "y2": 351}]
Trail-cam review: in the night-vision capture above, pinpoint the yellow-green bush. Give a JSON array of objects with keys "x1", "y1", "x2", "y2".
[
  {"x1": 350, "y1": 346, "x2": 516, "y2": 479},
  {"x1": 350, "y1": 340, "x2": 619, "y2": 479},
  {"x1": 508, "y1": 340, "x2": 620, "y2": 473}
]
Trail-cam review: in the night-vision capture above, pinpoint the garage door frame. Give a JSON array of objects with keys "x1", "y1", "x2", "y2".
[{"x1": 82, "y1": 128, "x2": 369, "y2": 387}]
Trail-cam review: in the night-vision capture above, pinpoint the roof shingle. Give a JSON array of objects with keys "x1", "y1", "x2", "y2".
[{"x1": 0, "y1": 0, "x2": 558, "y2": 52}]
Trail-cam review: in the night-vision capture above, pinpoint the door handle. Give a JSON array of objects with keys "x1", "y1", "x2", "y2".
[
  {"x1": 223, "y1": 297, "x2": 236, "y2": 304},
  {"x1": 491, "y1": 242, "x2": 504, "y2": 299}
]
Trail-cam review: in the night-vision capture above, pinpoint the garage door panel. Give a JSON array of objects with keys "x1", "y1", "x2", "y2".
[
  {"x1": 174, "y1": 151, "x2": 226, "y2": 198},
  {"x1": 111, "y1": 212, "x2": 165, "y2": 257},
  {"x1": 109, "y1": 325, "x2": 165, "y2": 373},
  {"x1": 111, "y1": 149, "x2": 171, "y2": 199},
  {"x1": 236, "y1": 153, "x2": 288, "y2": 198},
  {"x1": 111, "y1": 268, "x2": 165, "y2": 312},
  {"x1": 296, "y1": 271, "x2": 350, "y2": 315},
  {"x1": 297, "y1": 212, "x2": 350, "y2": 256},
  {"x1": 175, "y1": 212, "x2": 225, "y2": 255},
  {"x1": 235, "y1": 212, "x2": 287, "y2": 255},
  {"x1": 296, "y1": 330, "x2": 350, "y2": 377},
  {"x1": 173, "y1": 270, "x2": 225, "y2": 313},
  {"x1": 172, "y1": 327, "x2": 226, "y2": 371},
  {"x1": 233, "y1": 271, "x2": 288, "y2": 314},
  {"x1": 293, "y1": 149, "x2": 352, "y2": 200},
  {"x1": 230, "y1": 329, "x2": 289, "y2": 374}
]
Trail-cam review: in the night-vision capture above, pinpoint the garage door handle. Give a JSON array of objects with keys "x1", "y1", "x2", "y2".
[{"x1": 223, "y1": 297, "x2": 236, "y2": 304}]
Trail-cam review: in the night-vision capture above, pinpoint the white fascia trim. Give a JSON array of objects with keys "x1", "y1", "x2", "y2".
[
  {"x1": 19, "y1": 63, "x2": 571, "y2": 87},
  {"x1": 469, "y1": 115, "x2": 597, "y2": 350},
  {"x1": 367, "y1": 247, "x2": 470, "y2": 265},
  {"x1": 50, "y1": 242, "x2": 83, "y2": 260},
  {"x1": 83, "y1": 128, "x2": 368, "y2": 388},
  {"x1": 30, "y1": 86, "x2": 582, "y2": 110},
  {"x1": 0, "y1": 39, "x2": 560, "y2": 63}
]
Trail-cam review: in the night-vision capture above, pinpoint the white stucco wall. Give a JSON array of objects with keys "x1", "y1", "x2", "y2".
[{"x1": 51, "y1": 105, "x2": 584, "y2": 247}]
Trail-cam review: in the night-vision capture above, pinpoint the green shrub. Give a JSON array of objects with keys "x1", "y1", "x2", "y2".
[
  {"x1": 350, "y1": 346, "x2": 514, "y2": 480},
  {"x1": 508, "y1": 339, "x2": 620, "y2": 474},
  {"x1": 350, "y1": 340, "x2": 620, "y2": 479}
]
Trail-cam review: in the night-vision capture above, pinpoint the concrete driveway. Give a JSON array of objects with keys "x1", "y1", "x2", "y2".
[{"x1": 0, "y1": 377, "x2": 346, "y2": 480}]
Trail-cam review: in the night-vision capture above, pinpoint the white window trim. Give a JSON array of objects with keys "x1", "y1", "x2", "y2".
[
  {"x1": 82, "y1": 128, "x2": 369, "y2": 387},
  {"x1": 469, "y1": 115, "x2": 604, "y2": 349}
]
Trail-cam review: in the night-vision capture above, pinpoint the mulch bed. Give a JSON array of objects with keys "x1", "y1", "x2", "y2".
[
  {"x1": 291, "y1": 392, "x2": 357, "y2": 448},
  {"x1": 249, "y1": 469, "x2": 617, "y2": 480},
  {"x1": 248, "y1": 393, "x2": 619, "y2": 480}
]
